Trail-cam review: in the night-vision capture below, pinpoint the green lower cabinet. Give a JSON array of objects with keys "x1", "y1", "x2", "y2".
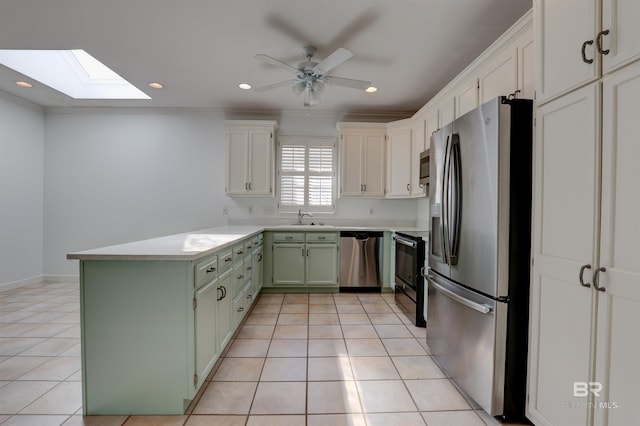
[
  {"x1": 252, "y1": 246, "x2": 263, "y2": 295},
  {"x1": 306, "y1": 244, "x2": 339, "y2": 285},
  {"x1": 272, "y1": 243, "x2": 305, "y2": 285},
  {"x1": 217, "y1": 268, "x2": 233, "y2": 352},
  {"x1": 194, "y1": 277, "x2": 219, "y2": 390},
  {"x1": 80, "y1": 260, "x2": 195, "y2": 415},
  {"x1": 268, "y1": 232, "x2": 339, "y2": 289}
]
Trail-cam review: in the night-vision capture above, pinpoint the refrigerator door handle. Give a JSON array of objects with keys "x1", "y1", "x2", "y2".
[
  {"x1": 428, "y1": 274, "x2": 493, "y2": 314},
  {"x1": 441, "y1": 134, "x2": 452, "y2": 265},
  {"x1": 448, "y1": 134, "x2": 462, "y2": 265}
]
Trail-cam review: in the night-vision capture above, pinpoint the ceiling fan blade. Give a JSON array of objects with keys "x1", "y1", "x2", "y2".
[
  {"x1": 312, "y1": 48, "x2": 353, "y2": 75},
  {"x1": 253, "y1": 79, "x2": 298, "y2": 92},
  {"x1": 322, "y1": 76, "x2": 371, "y2": 90},
  {"x1": 255, "y1": 54, "x2": 300, "y2": 74}
]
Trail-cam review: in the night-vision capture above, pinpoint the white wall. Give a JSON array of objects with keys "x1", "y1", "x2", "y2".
[
  {"x1": 44, "y1": 108, "x2": 230, "y2": 277},
  {"x1": 0, "y1": 92, "x2": 45, "y2": 288},
  {"x1": 43, "y1": 108, "x2": 420, "y2": 277}
]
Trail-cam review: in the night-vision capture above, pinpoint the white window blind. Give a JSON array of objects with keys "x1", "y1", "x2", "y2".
[{"x1": 278, "y1": 136, "x2": 336, "y2": 213}]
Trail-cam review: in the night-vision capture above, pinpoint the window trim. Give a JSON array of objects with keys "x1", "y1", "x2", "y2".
[{"x1": 277, "y1": 135, "x2": 337, "y2": 214}]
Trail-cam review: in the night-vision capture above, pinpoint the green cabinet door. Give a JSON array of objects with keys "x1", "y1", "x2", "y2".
[
  {"x1": 194, "y1": 278, "x2": 219, "y2": 389},
  {"x1": 252, "y1": 247, "x2": 263, "y2": 294},
  {"x1": 306, "y1": 244, "x2": 339, "y2": 285},
  {"x1": 217, "y1": 269, "x2": 233, "y2": 352},
  {"x1": 272, "y1": 243, "x2": 305, "y2": 285}
]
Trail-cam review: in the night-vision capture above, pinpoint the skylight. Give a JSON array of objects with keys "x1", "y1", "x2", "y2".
[{"x1": 0, "y1": 49, "x2": 150, "y2": 100}]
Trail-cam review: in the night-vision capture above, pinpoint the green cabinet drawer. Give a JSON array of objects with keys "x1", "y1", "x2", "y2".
[
  {"x1": 306, "y1": 232, "x2": 338, "y2": 243},
  {"x1": 233, "y1": 244, "x2": 245, "y2": 263},
  {"x1": 272, "y1": 232, "x2": 305, "y2": 243},
  {"x1": 195, "y1": 256, "x2": 217, "y2": 288},
  {"x1": 218, "y1": 249, "x2": 234, "y2": 272}
]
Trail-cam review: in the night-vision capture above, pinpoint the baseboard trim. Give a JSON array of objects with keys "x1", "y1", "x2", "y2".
[{"x1": 0, "y1": 274, "x2": 80, "y2": 291}]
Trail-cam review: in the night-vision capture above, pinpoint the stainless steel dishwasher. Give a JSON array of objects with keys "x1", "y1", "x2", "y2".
[{"x1": 339, "y1": 231, "x2": 383, "y2": 291}]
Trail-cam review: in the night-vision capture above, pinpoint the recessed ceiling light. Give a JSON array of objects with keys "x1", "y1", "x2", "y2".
[
  {"x1": 366, "y1": 86, "x2": 378, "y2": 93},
  {"x1": 0, "y1": 49, "x2": 150, "y2": 99},
  {"x1": 16, "y1": 81, "x2": 32, "y2": 88},
  {"x1": 148, "y1": 82, "x2": 163, "y2": 89},
  {"x1": 239, "y1": 83, "x2": 252, "y2": 90}
]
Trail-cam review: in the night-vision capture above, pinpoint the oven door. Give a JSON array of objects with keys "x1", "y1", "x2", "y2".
[{"x1": 394, "y1": 234, "x2": 418, "y2": 292}]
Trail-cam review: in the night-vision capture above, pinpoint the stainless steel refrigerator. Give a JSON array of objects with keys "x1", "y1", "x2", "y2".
[{"x1": 426, "y1": 96, "x2": 533, "y2": 422}]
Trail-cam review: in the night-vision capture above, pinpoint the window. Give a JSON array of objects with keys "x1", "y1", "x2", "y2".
[{"x1": 278, "y1": 136, "x2": 336, "y2": 213}]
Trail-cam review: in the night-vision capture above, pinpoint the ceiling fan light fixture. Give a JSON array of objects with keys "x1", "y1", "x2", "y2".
[
  {"x1": 311, "y1": 80, "x2": 325, "y2": 94},
  {"x1": 366, "y1": 86, "x2": 378, "y2": 93},
  {"x1": 292, "y1": 81, "x2": 306, "y2": 95}
]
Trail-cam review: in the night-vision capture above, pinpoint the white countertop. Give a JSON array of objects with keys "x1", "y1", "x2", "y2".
[{"x1": 67, "y1": 224, "x2": 427, "y2": 261}]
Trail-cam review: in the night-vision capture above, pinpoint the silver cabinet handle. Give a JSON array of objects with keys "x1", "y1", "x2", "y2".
[
  {"x1": 596, "y1": 29, "x2": 610, "y2": 55},
  {"x1": 581, "y1": 40, "x2": 594, "y2": 64},
  {"x1": 593, "y1": 267, "x2": 606, "y2": 292},
  {"x1": 206, "y1": 266, "x2": 216, "y2": 273},
  {"x1": 237, "y1": 307, "x2": 244, "y2": 312},
  {"x1": 406, "y1": 183, "x2": 410, "y2": 191},
  {"x1": 579, "y1": 264, "x2": 592, "y2": 288}
]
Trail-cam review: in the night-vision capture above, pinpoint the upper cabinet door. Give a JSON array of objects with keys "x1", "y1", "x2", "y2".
[
  {"x1": 226, "y1": 130, "x2": 249, "y2": 195},
  {"x1": 455, "y1": 78, "x2": 479, "y2": 117},
  {"x1": 247, "y1": 130, "x2": 273, "y2": 196},
  {"x1": 362, "y1": 132, "x2": 386, "y2": 197},
  {"x1": 479, "y1": 47, "x2": 517, "y2": 104},
  {"x1": 340, "y1": 133, "x2": 364, "y2": 197},
  {"x1": 386, "y1": 126, "x2": 412, "y2": 197},
  {"x1": 601, "y1": 0, "x2": 640, "y2": 74},
  {"x1": 535, "y1": 0, "x2": 600, "y2": 104}
]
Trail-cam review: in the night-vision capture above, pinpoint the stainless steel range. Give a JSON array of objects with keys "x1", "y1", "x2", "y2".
[{"x1": 393, "y1": 231, "x2": 426, "y2": 327}]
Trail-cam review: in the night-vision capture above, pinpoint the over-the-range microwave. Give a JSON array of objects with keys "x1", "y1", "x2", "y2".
[{"x1": 419, "y1": 149, "x2": 430, "y2": 185}]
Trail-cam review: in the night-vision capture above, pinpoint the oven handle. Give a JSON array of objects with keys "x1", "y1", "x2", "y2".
[
  {"x1": 428, "y1": 273, "x2": 493, "y2": 314},
  {"x1": 393, "y1": 235, "x2": 417, "y2": 248}
]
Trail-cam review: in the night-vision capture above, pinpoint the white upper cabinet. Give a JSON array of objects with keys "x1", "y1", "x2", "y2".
[
  {"x1": 225, "y1": 120, "x2": 277, "y2": 197},
  {"x1": 601, "y1": 0, "x2": 640, "y2": 73},
  {"x1": 535, "y1": 0, "x2": 640, "y2": 104},
  {"x1": 410, "y1": 117, "x2": 426, "y2": 197},
  {"x1": 455, "y1": 78, "x2": 479, "y2": 118},
  {"x1": 337, "y1": 123, "x2": 386, "y2": 198},
  {"x1": 535, "y1": 0, "x2": 599, "y2": 104},
  {"x1": 424, "y1": 108, "x2": 439, "y2": 150},
  {"x1": 479, "y1": 47, "x2": 518, "y2": 104},
  {"x1": 386, "y1": 122, "x2": 412, "y2": 198}
]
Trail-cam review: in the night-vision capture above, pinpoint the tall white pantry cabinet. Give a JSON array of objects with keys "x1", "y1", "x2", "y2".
[{"x1": 527, "y1": 1, "x2": 640, "y2": 426}]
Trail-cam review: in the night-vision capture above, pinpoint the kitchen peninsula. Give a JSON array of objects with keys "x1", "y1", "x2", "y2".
[{"x1": 67, "y1": 224, "x2": 414, "y2": 414}]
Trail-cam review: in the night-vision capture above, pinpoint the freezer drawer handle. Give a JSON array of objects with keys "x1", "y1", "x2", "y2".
[{"x1": 429, "y1": 276, "x2": 493, "y2": 314}]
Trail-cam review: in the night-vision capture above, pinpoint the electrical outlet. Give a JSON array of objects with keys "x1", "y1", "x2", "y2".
[
  {"x1": 263, "y1": 205, "x2": 275, "y2": 216},
  {"x1": 222, "y1": 207, "x2": 228, "y2": 215}
]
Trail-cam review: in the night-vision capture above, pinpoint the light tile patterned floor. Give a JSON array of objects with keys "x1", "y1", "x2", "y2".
[{"x1": 0, "y1": 282, "x2": 524, "y2": 426}]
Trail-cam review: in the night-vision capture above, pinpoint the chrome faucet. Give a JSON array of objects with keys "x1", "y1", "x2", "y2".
[{"x1": 297, "y1": 209, "x2": 313, "y2": 225}]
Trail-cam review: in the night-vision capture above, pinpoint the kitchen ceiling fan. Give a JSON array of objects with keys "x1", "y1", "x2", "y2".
[{"x1": 253, "y1": 45, "x2": 372, "y2": 107}]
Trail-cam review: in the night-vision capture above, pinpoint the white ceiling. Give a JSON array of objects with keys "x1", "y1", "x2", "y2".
[{"x1": 0, "y1": 0, "x2": 531, "y2": 115}]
